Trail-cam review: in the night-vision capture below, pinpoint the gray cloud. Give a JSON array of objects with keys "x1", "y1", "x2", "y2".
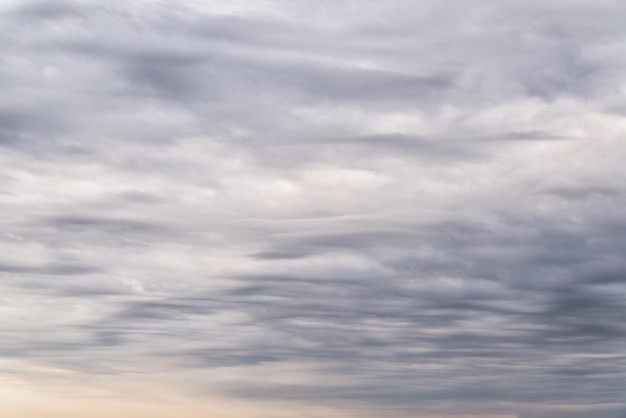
[{"x1": 1, "y1": 0, "x2": 625, "y2": 417}]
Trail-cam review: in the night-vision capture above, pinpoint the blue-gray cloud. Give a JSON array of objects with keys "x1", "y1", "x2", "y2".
[{"x1": 1, "y1": 0, "x2": 625, "y2": 417}]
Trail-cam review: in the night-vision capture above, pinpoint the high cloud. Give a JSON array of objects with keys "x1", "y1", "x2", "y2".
[{"x1": 1, "y1": 1, "x2": 625, "y2": 417}]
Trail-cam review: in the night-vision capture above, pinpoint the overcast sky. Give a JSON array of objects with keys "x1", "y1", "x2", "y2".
[{"x1": 1, "y1": 1, "x2": 625, "y2": 417}]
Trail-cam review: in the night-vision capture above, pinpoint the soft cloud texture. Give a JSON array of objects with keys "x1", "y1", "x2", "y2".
[{"x1": 1, "y1": 1, "x2": 625, "y2": 417}]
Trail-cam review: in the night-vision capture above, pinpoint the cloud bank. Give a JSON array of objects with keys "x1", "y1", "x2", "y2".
[{"x1": 1, "y1": 1, "x2": 625, "y2": 417}]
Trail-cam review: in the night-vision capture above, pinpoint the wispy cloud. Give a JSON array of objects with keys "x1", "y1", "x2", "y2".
[{"x1": 1, "y1": 0, "x2": 625, "y2": 417}]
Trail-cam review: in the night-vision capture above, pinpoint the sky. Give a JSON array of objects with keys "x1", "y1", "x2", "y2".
[{"x1": 1, "y1": 0, "x2": 625, "y2": 417}]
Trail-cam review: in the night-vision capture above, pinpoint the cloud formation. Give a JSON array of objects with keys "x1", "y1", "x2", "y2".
[{"x1": 1, "y1": 1, "x2": 625, "y2": 417}]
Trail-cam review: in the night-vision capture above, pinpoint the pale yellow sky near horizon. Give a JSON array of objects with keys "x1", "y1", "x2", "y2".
[
  {"x1": 0, "y1": 359, "x2": 523, "y2": 418},
  {"x1": 1, "y1": 360, "x2": 615, "y2": 418},
  {"x1": 0, "y1": 379, "x2": 522, "y2": 418}
]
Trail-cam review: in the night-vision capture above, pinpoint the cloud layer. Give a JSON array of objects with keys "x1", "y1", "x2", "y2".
[{"x1": 1, "y1": 1, "x2": 625, "y2": 417}]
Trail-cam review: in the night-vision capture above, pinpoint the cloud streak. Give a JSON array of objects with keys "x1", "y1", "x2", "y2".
[{"x1": 1, "y1": 0, "x2": 625, "y2": 417}]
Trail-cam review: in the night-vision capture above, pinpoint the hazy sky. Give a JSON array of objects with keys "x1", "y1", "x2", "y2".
[{"x1": 1, "y1": 0, "x2": 625, "y2": 417}]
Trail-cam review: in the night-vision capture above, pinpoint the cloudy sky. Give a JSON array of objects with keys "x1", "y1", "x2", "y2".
[{"x1": 1, "y1": 0, "x2": 626, "y2": 417}]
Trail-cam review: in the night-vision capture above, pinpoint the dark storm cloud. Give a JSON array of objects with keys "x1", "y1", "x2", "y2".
[{"x1": 1, "y1": 1, "x2": 626, "y2": 417}]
